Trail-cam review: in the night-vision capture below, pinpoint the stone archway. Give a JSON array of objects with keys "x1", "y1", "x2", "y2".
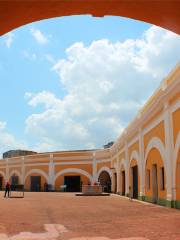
[
  {"x1": 145, "y1": 147, "x2": 166, "y2": 204},
  {"x1": 54, "y1": 168, "x2": 92, "y2": 192},
  {"x1": 9, "y1": 170, "x2": 22, "y2": 185},
  {"x1": 24, "y1": 169, "x2": 49, "y2": 191},
  {"x1": 0, "y1": 1, "x2": 180, "y2": 36},
  {"x1": 98, "y1": 170, "x2": 111, "y2": 193}
]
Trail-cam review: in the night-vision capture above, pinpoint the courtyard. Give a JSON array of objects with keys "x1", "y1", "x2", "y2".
[{"x1": 0, "y1": 192, "x2": 179, "y2": 240}]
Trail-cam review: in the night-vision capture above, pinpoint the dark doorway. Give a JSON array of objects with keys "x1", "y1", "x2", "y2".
[
  {"x1": 0, "y1": 176, "x2": 3, "y2": 190},
  {"x1": 114, "y1": 172, "x2": 117, "y2": 193},
  {"x1": 30, "y1": 176, "x2": 41, "y2": 192},
  {"x1": 152, "y1": 164, "x2": 158, "y2": 203},
  {"x1": 132, "y1": 165, "x2": 138, "y2": 199},
  {"x1": 98, "y1": 171, "x2": 111, "y2": 193},
  {"x1": 121, "y1": 170, "x2": 125, "y2": 195},
  {"x1": 11, "y1": 175, "x2": 19, "y2": 185},
  {"x1": 64, "y1": 176, "x2": 81, "y2": 192}
]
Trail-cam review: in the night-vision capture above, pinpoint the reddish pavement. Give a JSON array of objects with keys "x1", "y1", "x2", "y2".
[{"x1": 0, "y1": 192, "x2": 180, "y2": 240}]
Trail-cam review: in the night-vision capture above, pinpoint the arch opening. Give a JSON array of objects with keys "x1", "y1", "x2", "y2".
[
  {"x1": 145, "y1": 147, "x2": 166, "y2": 204},
  {"x1": 120, "y1": 167, "x2": 126, "y2": 196},
  {"x1": 129, "y1": 159, "x2": 139, "y2": 199},
  {"x1": 0, "y1": 173, "x2": 5, "y2": 190},
  {"x1": 98, "y1": 171, "x2": 111, "y2": 193},
  {"x1": 25, "y1": 169, "x2": 48, "y2": 192},
  {"x1": 55, "y1": 173, "x2": 90, "y2": 192}
]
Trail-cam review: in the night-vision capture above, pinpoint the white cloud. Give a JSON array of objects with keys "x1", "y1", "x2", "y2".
[
  {"x1": 25, "y1": 26, "x2": 180, "y2": 152},
  {"x1": 5, "y1": 32, "x2": 14, "y2": 48},
  {"x1": 0, "y1": 121, "x2": 27, "y2": 158},
  {"x1": 30, "y1": 27, "x2": 48, "y2": 45},
  {"x1": 22, "y1": 50, "x2": 37, "y2": 60}
]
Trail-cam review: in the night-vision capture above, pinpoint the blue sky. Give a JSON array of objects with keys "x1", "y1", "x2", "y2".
[{"x1": 0, "y1": 16, "x2": 179, "y2": 157}]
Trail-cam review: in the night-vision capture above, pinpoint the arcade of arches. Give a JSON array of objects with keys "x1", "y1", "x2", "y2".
[
  {"x1": 0, "y1": 1, "x2": 179, "y2": 209},
  {"x1": 0, "y1": 64, "x2": 179, "y2": 209}
]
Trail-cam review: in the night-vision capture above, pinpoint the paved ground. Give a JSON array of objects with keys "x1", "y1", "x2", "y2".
[{"x1": 0, "y1": 192, "x2": 180, "y2": 240}]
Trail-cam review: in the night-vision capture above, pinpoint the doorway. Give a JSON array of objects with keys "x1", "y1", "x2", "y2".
[
  {"x1": 0, "y1": 176, "x2": 3, "y2": 190},
  {"x1": 132, "y1": 165, "x2": 138, "y2": 199},
  {"x1": 121, "y1": 170, "x2": 125, "y2": 195},
  {"x1": 64, "y1": 176, "x2": 81, "y2": 192},
  {"x1": 152, "y1": 164, "x2": 158, "y2": 203},
  {"x1": 98, "y1": 171, "x2": 111, "y2": 193},
  {"x1": 30, "y1": 176, "x2": 41, "y2": 192},
  {"x1": 11, "y1": 175, "x2": 19, "y2": 185},
  {"x1": 114, "y1": 172, "x2": 117, "y2": 193}
]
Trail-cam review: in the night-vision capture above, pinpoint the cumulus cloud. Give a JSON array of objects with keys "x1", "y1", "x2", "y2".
[
  {"x1": 0, "y1": 121, "x2": 27, "y2": 158},
  {"x1": 25, "y1": 26, "x2": 180, "y2": 152},
  {"x1": 5, "y1": 32, "x2": 14, "y2": 48},
  {"x1": 30, "y1": 27, "x2": 48, "y2": 45}
]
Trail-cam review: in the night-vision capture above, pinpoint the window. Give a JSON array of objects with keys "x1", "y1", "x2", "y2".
[
  {"x1": 146, "y1": 169, "x2": 150, "y2": 190},
  {"x1": 160, "y1": 167, "x2": 165, "y2": 190}
]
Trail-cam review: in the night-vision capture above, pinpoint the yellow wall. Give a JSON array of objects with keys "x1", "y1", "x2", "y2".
[
  {"x1": 176, "y1": 149, "x2": 180, "y2": 200},
  {"x1": 144, "y1": 122, "x2": 165, "y2": 149},
  {"x1": 55, "y1": 164, "x2": 92, "y2": 175},
  {"x1": 172, "y1": 108, "x2": 180, "y2": 145}
]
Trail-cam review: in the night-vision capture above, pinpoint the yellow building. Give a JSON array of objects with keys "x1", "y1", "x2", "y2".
[{"x1": 0, "y1": 63, "x2": 179, "y2": 209}]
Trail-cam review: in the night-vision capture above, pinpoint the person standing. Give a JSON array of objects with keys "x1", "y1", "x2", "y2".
[{"x1": 4, "y1": 181, "x2": 10, "y2": 198}]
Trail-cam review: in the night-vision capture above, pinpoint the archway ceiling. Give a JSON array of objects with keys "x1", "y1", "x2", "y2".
[{"x1": 0, "y1": 0, "x2": 180, "y2": 36}]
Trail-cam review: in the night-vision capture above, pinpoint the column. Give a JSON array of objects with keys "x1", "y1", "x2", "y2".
[
  {"x1": 5, "y1": 158, "x2": 9, "y2": 182},
  {"x1": 164, "y1": 102, "x2": 174, "y2": 204},
  {"x1": 139, "y1": 127, "x2": 145, "y2": 198},
  {"x1": 92, "y1": 151, "x2": 97, "y2": 184},
  {"x1": 48, "y1": 154, "x2": 55, "y2": 189},
  {"x1": 116, "y1": 160, "x2": 121, "y2": 194},
  {"x1": 21, "y1": 156, "x2": 25, "y2": 185},
  {"x1": 125, "y1": 141, "x2": 129, "y2": 196},
  {"x1": 111, "y1": 169, "x2": 116, "y2": 193}
]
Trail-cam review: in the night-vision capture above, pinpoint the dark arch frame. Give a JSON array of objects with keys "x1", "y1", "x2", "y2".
[{"x1": 0, "y1": 0, "x2": 180, "y2": 36}]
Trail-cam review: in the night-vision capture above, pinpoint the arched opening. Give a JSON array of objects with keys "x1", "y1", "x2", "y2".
[
  {"x1": 11, "y1": 174, "x2": 19, "y2": 185},
  {"x1": 0, "y1": 173, "x2": 5, "y2": 190},
  {"x1": 129, "y1": 159, "x2": 139, "y2": 199},
  {"x1": 25, "y1": 170, "x2": 48, "y2": 192},
  {"x1": 55, "y1": 172, "x2": 90, "y2": 192},
  {"x1": 120, "y1": 166, "x2": 126, "y2": 196},
  {"x1": 98, "y1": 171, "x2": 111, "y2": 193},
  {"x1": 145, "y1": 148, "x2": 166, "y2": 204}
]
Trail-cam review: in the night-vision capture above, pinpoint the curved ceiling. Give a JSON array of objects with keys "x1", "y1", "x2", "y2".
[{"x1": 0, "y1": 0, "x2": 180, "y2": 36}]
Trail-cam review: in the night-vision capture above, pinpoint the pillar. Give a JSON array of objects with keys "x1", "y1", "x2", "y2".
[
  {"x1": 164, "y1": 102, "x2": 174, "y2": 206},
  {"x1": 21, "y1": 156, "x2": 25, "y2": 185},
  {"x1": 139, "y1": 127, "x2": 145, "y2": 199},
  {"x1": 92, "y1": 151, "x2": 97, "y2": 184},
  {"x1": 116, "y1": 160, "x2": 121, "y2": 194},
  {"x1": 125, "y1": 142, "x2": 129, "y2": 196},
  {"x1": 48, "y1": 154, "x2": 55, "y2": 189},
  {"x1": 5, "y1": 158, "x2": 9, "y2": 182}
]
